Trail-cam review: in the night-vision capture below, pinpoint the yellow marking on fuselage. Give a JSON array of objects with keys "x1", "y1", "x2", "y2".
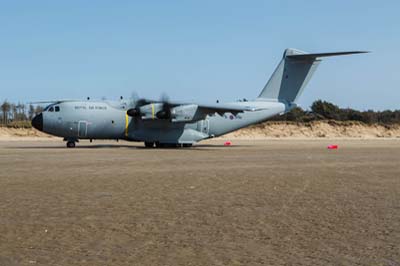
[
  {"x1": 125, "y1": 113, "x2": 129, "y2": 137},
  {"x1": 151, "y1": 104, "x2": 155, "y2": 119}
]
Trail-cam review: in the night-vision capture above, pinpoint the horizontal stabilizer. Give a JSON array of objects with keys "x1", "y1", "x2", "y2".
[{"x1": 287, "y1": 51, "x2": 369, "y2": 59}]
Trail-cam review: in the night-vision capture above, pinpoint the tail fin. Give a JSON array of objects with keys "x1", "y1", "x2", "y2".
[{"x1": 257, "y1": 48, "x2": 368, "y2": 103}]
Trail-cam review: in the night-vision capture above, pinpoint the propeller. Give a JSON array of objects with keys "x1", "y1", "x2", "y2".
[
  {"x1": 126, "y1": 92, "x2": 147, "y2": 117},
  {"x1": 129, "y1": 91, "x2": 140, "y2": 108},
  {"x1": 126, "y1": 92, "x2": 174, "y2": 120},
  {"x1": 156, "y1": 93, "x2": 172, "y2": 119},
  {"x1": 129, "y1": 92, "x2": 148, "y2": 108},
  {"x1": 126, "y1": 107, "x2": 141, "y2": 117}
]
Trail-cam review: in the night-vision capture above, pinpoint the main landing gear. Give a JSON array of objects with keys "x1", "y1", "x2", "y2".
[
  {"x1": 144, "y1": 142, "x2": 193, "y2": 148},
  {"x1": 144, "y1": 142, "x2": 154, "y2": 148}
]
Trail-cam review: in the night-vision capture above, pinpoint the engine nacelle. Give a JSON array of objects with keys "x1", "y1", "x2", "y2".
[
  {"x1": 171, "y1": 104, "x2": 203, "y2": 122},
  {"x1": 127, "y1": 103, "x2": 205, "y2": 122},
  {"x1": 127, "y1": 103, "x2": 165, "y2": 119},
  {"x1": 138, "y1": 103, "x2": 164, "y2": 120}
]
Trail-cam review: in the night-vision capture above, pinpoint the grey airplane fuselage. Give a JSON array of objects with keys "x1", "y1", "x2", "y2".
[
  {"x1": 33, "y1": 48, "x2": 366, "y2": 145},
  {"x1": 40, "y1": 100, "x2": 287, "y2": 144}
]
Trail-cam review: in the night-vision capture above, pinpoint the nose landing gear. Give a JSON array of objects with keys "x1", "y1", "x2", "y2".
[
  {"x1": 64, "y1": 138, "x2": 78, "y2": 148},
  {"x1": 66, "y1": 141, "x2": 76, "y2": 148}
]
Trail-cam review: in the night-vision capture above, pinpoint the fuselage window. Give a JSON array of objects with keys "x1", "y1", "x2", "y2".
[
  {"x1": 55, "y1": 106, "x2": 60, "y2": 112},
  {"x1": 49, "y1": 106, "x2": 54, "y2": 112}
]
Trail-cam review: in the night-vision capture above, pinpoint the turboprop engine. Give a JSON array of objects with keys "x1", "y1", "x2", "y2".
[
  {"x1": 127, "y1": 103, "x2": 204, "y2": 122},
  {"x1": 127, "y1": 103, "x2": 165, "y2": 120}
]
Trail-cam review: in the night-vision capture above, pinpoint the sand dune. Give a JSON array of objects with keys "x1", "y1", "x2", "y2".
[
  {"x1": 1, "y1": 121, "x2": 399, "y2": 140},
  {"x1": 0, "y1": 127, "x2": 55, "y2": 140},
  {"x1": 226, "y1": 121, "x2": 400, "y2": 139}
]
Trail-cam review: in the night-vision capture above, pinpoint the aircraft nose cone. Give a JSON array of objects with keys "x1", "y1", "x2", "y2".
[{"x1": 31, "y1": 113, "x2": 43, "y2": 131}]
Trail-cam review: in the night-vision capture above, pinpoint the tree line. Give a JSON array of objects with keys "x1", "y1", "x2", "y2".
[
  {"x1": 1, "y1": 99, "x2": 400, "y2": 127},
  {"x1": 0, "y1": 100, "x2": 43, "y2": 127},
  {"x1": 270, "y1": 100, "x2": 400, "y2": 125}
]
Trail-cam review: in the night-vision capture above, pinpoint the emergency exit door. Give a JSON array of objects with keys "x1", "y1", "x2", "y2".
[{"x1": 198, "y1": 119, "x2": 209, "y2": 134}]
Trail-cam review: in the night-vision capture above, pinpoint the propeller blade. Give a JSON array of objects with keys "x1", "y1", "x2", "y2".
[
  {"x1": 157, "y1": 93, "x2": 172, "y2": 119},
  {"x1": 129, "y1": 92, "x2": 140, "y2": 107}
]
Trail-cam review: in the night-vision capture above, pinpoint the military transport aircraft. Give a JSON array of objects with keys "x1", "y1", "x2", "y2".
[{"x1": 31, "y1": 48, "x2": 367, "y2": 148}]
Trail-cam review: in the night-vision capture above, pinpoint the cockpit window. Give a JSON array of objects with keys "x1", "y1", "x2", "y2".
[{"x1": 43, "y1": 104, "x2": 60, "y2": 112}]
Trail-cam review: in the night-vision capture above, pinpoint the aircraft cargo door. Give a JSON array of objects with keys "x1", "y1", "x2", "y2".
[{"x1": 78, "y1": 121, "x2": 88, "y2": 137}]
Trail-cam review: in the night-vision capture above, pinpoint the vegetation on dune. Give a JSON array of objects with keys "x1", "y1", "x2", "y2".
[
  {"x1": 269, "y1": 100, "x2": 400, "y2": 125},
  {"x1": 0, "y1": 99, "x2": 400, "y2": 128}
]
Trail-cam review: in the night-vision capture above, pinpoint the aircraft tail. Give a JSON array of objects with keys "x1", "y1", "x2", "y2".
[{"x1": 257, "y1": 48, "x2": 368, "y2": 103}]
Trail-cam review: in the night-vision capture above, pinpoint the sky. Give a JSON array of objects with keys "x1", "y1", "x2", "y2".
[{"x1": 0, "y1": 0, "x2": 399, "y2": 110}]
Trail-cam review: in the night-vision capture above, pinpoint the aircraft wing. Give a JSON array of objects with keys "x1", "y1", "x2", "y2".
[
  {"x1": 137, "y1": 98, "x2": 261, "y2": 114},
  {"x1": 132, "y1": 98, "x2": 263, "y2": 122},
  {"x1": 168, "y1": 102, "x2": 262, "y2": 122},
  {"x1": 28, "y1": 99, "x2": 80, "y2": 104},
  {"x1": 195, "y1": 103, "x2": 261, "y2": 116}
]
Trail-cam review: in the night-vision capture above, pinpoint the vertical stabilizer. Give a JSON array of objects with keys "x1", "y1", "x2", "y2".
[{"x1": 258, "y1": 48, "x2": 368, "y2": 103}]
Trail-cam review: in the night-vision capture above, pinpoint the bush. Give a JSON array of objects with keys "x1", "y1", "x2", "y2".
[{"x1": 272, "y1": 100, "x2": 400, "y2": 125}]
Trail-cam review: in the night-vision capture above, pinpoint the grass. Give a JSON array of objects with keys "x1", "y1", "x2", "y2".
[{"x1": 0, "y1": 120, "x2": 32, "y2": 129}]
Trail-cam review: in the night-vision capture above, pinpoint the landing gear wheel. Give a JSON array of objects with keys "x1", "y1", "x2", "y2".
[
  {"x1": 66, "y1": 141, "x2": 76, "y2": 148},
  {"x1": 155, "y1": 142, "x2": 167, "y2": 148},
  {"x1": 144, "y1": 142, "x2": 154, "y2": 148}
]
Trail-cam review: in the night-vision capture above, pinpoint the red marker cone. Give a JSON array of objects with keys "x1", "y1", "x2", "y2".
[{"x1": 224, "y1": 141, "x2": 232, "y2": 146}]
